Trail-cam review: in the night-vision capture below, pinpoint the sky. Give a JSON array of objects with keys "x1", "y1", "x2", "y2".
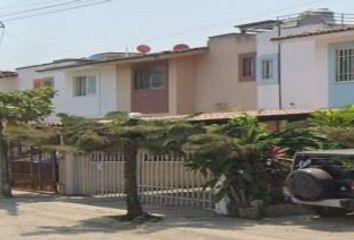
[{"x1": 0, "y1": 0, "x2": 353, "y2": 70}]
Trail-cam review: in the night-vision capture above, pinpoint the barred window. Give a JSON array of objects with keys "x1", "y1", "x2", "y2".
[
  {"x1": 134, "y1": 65, "x2": 166, "y2": 90},
  {"x1": 336, "y1": 48, "x2": 354, "y2": 82}
]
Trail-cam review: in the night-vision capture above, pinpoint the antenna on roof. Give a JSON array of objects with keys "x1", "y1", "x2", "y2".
[{"x1": 124, "y1": 45, "x2": 129, "y2": 57}]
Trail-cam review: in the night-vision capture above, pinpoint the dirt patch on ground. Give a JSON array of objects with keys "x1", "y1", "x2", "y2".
[{"x1": 0, "y1": 192, "x2": 354, "y2": 240}]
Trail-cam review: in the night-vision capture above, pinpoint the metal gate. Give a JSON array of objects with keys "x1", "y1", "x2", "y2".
[
  {"x1": 10, "y1": 146, "x2": 58, "y2": 192},
  {"x1": 74, "y1": 151, "x2": 215, "y2": 210}
]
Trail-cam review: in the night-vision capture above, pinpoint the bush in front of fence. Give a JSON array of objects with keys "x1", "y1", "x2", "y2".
[{"x1": 184, "y1": 114, "x2": 328, "y2": 218}]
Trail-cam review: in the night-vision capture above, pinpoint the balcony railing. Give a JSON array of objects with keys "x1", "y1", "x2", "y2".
[{"x1": 277, "y1": 12, "x2": 354, "y2": 26}]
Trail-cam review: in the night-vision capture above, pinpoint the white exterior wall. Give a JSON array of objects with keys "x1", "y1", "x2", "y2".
[
  {"x1": 281, "y1": 39, "x2": 328, "y2": 109},
  {"x1": 16, "y1": 64, "x2": 119, "y2": 122},
  {"x1": 257, "y1": 30, "x2": 280, "y2": 109},
  {"x1": 63, "y1": 65, "x2": 118, "y2": 118},
  {"x1": 257, "y1": 23, "x2": 331, "y2": 110}
]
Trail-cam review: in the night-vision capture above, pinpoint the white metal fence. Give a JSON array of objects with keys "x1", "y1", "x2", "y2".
[{"x1": 72, "y1": 151, "x2": 215, "y2": 210}]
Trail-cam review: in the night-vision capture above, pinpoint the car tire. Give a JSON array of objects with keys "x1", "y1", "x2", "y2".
[{"x1": 286, "y1": 168, "x2": 335, "y2": 201}]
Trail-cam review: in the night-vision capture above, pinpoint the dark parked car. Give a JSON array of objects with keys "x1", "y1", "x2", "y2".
[{"x1": 285, "y1": 149, "x2": 354, "y2": 215}]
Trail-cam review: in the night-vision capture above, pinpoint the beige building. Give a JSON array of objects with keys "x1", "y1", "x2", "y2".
[{"x1": 12, "y1": 33, "x2": 257, "y2": 119}]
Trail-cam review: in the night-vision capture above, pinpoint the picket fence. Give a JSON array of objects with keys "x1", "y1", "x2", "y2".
[{"x1": 71, "y1": 151, "x2": 215, "y2": 210}]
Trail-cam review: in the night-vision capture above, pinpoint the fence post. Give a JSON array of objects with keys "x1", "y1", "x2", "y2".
[{"x1": 60, "y1": 153, "x2": 78, "y2": 195}]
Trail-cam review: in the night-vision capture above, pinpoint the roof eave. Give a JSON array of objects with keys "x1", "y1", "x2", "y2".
[{"x1": 37, "y1": 47, "x2": 208, "y2": 73}]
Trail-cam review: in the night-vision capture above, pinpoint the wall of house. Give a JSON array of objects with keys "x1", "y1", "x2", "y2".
[
  {"x1": 195, "y1": 33, "x2": 258, "y2": 113},
  {"x1": 281, "y1": 39, "x2": 327, "y2": 109},
  {"x1": 116, "y1": 64, "x2": 132, "y2": 113},
  {"x1": 315, "y1": 32, "x2": 354, "y2": 108},
  {"x1": 0, "y1": 76, "x2": 18, "y2": 92},
  {"x1": 16, "y1": 64, "x2": 119, "y2": 121},
  {"x1": 170, "y1": 56, "x2": 199, "y2": 114},
  {"x1": 116, "y1": 57, "x2": 199, "y2": 116},
  {"x1": 63, "y1": 65, "x2": 118, "y2": 118},
  {"x1": 17, "y1": 67, "x2": 67, "y2": 121},
  {"x1": 256, "y1": 23, "x2": 330, "y2": 110}
]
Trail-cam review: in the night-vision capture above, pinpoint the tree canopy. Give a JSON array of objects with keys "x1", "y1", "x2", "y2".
[{"x1": 0, "y1": 87, "x2": 55, "y2": 197}]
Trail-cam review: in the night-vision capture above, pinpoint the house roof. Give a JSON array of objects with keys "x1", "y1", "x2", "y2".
[
  {"x1": 37, "y1": 47, "x2": 208, "y2": 72},
  {"x1": 142, "y1": 108, "x2": 316, "y2": 123},
  {"x1": 235, "y1": 20, "x2": 281, "y2": 32},
  {"x1": 16, "y1": 58, "x2": 91, "y2": 70},
  {"x1": 271, "y1": 26, "x2": 354, "y2": 41},
  {"x1": 0, "y1": 71, "x2": 17, "y2": 79},
  {"x1": 46, "y1": 108, "x2": 316, "y2": 127}
]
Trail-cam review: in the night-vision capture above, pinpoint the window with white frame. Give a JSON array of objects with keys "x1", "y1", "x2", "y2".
[
  {"x1": 336, "y1": 48, "x2": 354, "y2": 82},
  {"x1": 134, "y1": 64, "x2": 166, "y2": 90},
  {"x1": 261, "y1": 59, "x2": 273, "y2": 80},
  {"x1": 73, "y1": 75, "x2": 97, "y2": 96}
]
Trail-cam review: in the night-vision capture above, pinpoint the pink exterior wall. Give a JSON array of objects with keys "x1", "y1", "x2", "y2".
[
  {"x1": 116, "y1": 33, "x2": 257, "y2": 115},
  {"x1": 131, "y1": 61, "x2": 169, "y2": 114},
  {"x1": 195, "y1": 34, "x2": 257, "y2": 113}
]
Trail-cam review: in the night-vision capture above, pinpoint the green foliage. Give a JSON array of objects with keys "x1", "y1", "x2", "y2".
[
  {"x1": 186, "y1": 115, "x2": 287, "y2": 209},
  {"x1": 5, "y1": 124, "x2": 59, "y2": 148},
  {"x1": 58, "y1": 112, "x2": 200, "y2": 155},
  {"x1": 274, "y1": 121, "x2": 328, "y2": 155},
  {"x1": 309, "y1": 105, "x2": 354, "y2": 148},
  {"x1": 311, "y1": 105, "x2": 354, "y2": 128},
  {"x1": 0, "y1": 87, "x2": 54, "y2": 122},
  {"x1": 0, "y1": 87, "x2": 55, "y2": 197}
]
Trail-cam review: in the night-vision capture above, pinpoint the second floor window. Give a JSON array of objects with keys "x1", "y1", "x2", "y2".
[
  {"x1": 134, "y1": 64, "x2": 166, "y2": 90},
  {"x1": 33, "y1": 77, "x2": 54, "y2": 88},
  {"x1": 73, "y1": 75, "x2": 97, "y2": 97},
  {"x1": 336, "y1": 48, "x2": 354, "y2": 82},
  {"x1": 261, "y1": 59, "x2": 273, "y2": 80},
  {"x1": 239, "y1": 53, "x2": 256, "y2": 82}
]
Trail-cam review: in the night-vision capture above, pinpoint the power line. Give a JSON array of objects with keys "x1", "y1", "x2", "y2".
[
  {"x1": 0, "y1": 0, "x2": 84, "y2": 18},
  {"x1": 129, "y1": 0, "x2": 326, "y2": 45},
  {"x1": 0, "y1": 0, "x2": 69, "y2": 13},
  {"x1": 2, "y1": 0, "x2": 112, "y2": 23}
]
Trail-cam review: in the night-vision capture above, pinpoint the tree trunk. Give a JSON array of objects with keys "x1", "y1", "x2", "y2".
[
  {"x1": 124, "y1": 142, "x2": 144, "y2": 219},
  {"x1": 0, "y1": 120, "x2": 12, "y2": 197}
]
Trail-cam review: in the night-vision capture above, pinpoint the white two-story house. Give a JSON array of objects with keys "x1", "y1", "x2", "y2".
[{"x1": 237, "y1": 9, "x2": 354, "y2": 110}]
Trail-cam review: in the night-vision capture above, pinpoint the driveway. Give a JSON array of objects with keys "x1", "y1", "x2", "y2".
[{"x1": 0, "y1": 192, "x2": 354, "y2": 240}]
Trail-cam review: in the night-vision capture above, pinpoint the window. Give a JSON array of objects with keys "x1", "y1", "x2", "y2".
[
  {"x1": 73, "y1": 75, "x2": 97, "y2": 96},
  {"x1": 33, "y1": 77, "x2": 54, "y2": 88},
  {"x1": 42, "y1": 77, "x2": 54, "y2": 87},
  {"x1": 239, "y1": 53, "x2": 256, "y2": 82},
  {"x1": 261, "y1": 59, "x2": 273, "y2": 80},
  {"x1": 336, "y1": 48, "x2": 354, "y2": 82},
  {"x1": 134, "y1": 64, "x2": 166, "y2": 90}
]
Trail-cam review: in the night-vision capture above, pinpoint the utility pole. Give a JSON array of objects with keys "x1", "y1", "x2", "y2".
[{"x1": 0, "y1": 21, "x2": 5, "y2": 76}]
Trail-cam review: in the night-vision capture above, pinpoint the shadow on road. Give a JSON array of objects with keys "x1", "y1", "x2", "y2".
[{"x1": 1, "y1": 191, "x2": 354, "y2": 238}]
